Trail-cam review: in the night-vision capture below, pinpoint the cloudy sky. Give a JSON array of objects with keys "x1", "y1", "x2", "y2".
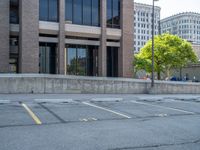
[{"x1": 134, "y1": 0, "x2": 200, "y2": 19}]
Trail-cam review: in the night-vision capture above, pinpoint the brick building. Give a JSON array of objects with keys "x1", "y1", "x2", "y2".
[{"x1": 0, "y1": 0, "x2": 134, "y2": 78}]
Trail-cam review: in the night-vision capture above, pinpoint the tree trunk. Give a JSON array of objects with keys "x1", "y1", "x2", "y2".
[{"x1": 157, "y1": 72, "x2": 161, "y2": 80}]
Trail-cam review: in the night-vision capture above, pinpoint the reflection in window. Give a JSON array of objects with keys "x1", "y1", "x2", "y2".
[
  {"x1": 77, "y1": 48, "x2": 87, "y2": 76},
  {"x1": 107, "y1": 0, "x2": 120, "y2": 28},
  {"x1": 65, "y1": 0, "x2": 100, "y2": 26},
  {"x1": 39, "y1": 0, "x2": 58, "y2": 22},
  {"x1": 67, "y1": 46, "x2": 87, "y2": 76},
  {"x1": 67, "y1": 47, "x2": 76, "y2": 75},
  {"x1": 67, "y1": 45, "x2": 98, "y2": 76}
]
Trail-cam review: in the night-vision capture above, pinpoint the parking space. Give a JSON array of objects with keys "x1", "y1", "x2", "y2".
[
  {"x1": 0, "y1": 97, "x2": 199, "y2": 128},
  {"x1": 91, "y1": 100, "x2": 192, "y2": 118},
  {"x1": 136, "y1": 99, "x2": 200, "y2": 114},
  {"x1": 37, "y1": 101, "x2": 125, "y2": 123},
  {"x1": 0, "y1": 102, "x2": 35, "y2": 127},
  {"x1": 0, "y1": 94, "x2": 200, "y2": 150}
]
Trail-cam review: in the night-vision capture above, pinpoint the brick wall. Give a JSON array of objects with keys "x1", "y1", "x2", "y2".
[
  {"x1": 19, "y1": 0, "x2": 39, "y2": 73},
  {"x1": 0, "y1": 0, "x2": 10, "y2": 73},
  {"x1": 119, "y1": 0, "x2": 134, "y2": 78}
]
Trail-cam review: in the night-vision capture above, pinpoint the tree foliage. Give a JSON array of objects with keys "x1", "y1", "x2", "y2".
[{"x1": 134, "y1": 33, "x2": 198, "y2": 80}]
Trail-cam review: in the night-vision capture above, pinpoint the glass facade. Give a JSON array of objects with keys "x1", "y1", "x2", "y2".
[
  {"x1": 67, "y1": 45, "x2": 98, "y2": 76},
  {"x1": 39, "y1": 43, "x2": 57, "y2": 74},
  {"x1": 10, "y1": 0, "x2": 19, "y2": 24},
  {"x1": 65, "y1": 0, "x2": 100, "y2": 26},
  {"x1": 65, "y1": 0, "x2": 72, "y2": 22},
  {"x1": 107, "y1": 0, "x2": 120, "y2": 28},
  {"x1": 39, "y1": 0, "x2": 59, "y2": 22}
]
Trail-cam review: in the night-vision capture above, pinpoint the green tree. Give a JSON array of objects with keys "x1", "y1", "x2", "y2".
[{"x1": 134, "y1": 33, "x2": 198, "y2": 80}]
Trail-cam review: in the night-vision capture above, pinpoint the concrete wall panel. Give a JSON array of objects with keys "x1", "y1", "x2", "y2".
[
  {"x1": 98, "y1": 0, "x2": 107, "y2": 77},
  {"x1": 0, "y1": 75, "x2": 200, "y2": 94}
]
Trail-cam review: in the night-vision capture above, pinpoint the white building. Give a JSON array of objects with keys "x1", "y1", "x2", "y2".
[
  {"x1": 160, "y1": 12, "x2": 200, "y2": 44},
  {"x1": 134, "y1": 2, "x2": 161, "y2": 53}
]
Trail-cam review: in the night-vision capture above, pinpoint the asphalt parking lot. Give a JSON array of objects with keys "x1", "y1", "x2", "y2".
[{"x1": 0, "y1": 94, "x2": 200, "y2": 150}]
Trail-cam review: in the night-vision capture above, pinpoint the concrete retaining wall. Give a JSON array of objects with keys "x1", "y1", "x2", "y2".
[{"x1": 0, "y1": 74, "x2": 200, "y2": 94}]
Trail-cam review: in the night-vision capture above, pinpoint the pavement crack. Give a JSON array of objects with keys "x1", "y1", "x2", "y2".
[{"x1": 108, "y1": 139, "x2": 200, "y2": 150}]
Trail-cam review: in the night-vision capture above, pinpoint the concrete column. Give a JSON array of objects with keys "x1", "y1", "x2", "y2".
[
  {"x1": 98, "y1": 0, "x2": 107, "y2": 77},
  {"x1": 58, "y1": 0, "x2": 65, "y2": 74},
  {"x1": 0, "y1": 0, "x2": 10, "y2": 73},
  {"x1": 119, "y1": 0, "x2": 134, "y2": 78},
  {"x1": 19, "y1": 0, "x2": 39, "y2": 73}
]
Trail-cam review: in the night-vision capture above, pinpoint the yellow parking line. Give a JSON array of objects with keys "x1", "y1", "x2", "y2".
[{"x1": 21, "y1": 103, "x2": 42, "y2": 125}]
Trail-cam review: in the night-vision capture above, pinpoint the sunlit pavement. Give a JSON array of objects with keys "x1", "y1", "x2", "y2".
[{"x1": 0, "y1": 94, "x2": 200, "y2": 150}]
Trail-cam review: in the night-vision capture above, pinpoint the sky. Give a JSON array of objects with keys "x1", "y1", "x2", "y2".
[{"x1": 134, "y1": 0, "x2": 200, "y2": 19}]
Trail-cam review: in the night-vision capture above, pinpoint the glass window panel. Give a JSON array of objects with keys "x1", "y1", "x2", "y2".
[
  {"x1": 39, "y1": 46, "x2": 46, "y2": 73},
  {"x1": 65, "y1": 0, "x2": 73, "y2": 21},
  {"x1": 39, "y1": 0, "x2": 48, "y2": 21},
  {"x1": 92, "y1": 0, "x2": 100, "y2": 26},
  {"x1": 9, "y1": 58, "x2": 18, "y2": 73},
  {"x1": 49, "y1": 0, "x2": 58, "y2": 22},
  {"x1": 10, "y1": 2, "x2": 19, "y2": 24},
  {"x1": 113, "y1": 0, "x2": 120, "y2": 28},
  {"x1": 39, "y1": 43, "x2": 56, "y2": 74},
  {"x1": 49, "y1": 44, "x2": 56, "y2": 74},
  {"x1": 77, "y1": 48, "x2": 87, "y2": 76},
  {"x1": 73, "y1": 0, "x2": 82, "y2": 24},
  {"x1": 67, "y1": 48, "x2": 77, "y2": 75},
  {"x1": 107, "y1": 0, "x2": 112, "y2": 27},
  {"x1": 83, "y1": 0, "x2": 92, "y2": 26},
  {"x1": 107, "y1": 0, "x2": 120, "y2": 28}
]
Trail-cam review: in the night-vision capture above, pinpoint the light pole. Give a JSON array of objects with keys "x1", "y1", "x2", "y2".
[{"x1": 151, "y1": 0, "x2": 159, "y2": 87}]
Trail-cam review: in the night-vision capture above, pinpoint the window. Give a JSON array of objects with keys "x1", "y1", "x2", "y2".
[
  {"x1": 112, "y1": 0, "x2": 120, "y2": 27},
  {"x1": 65, "y1": 0, "x2": 100, "y2": 26},
  {"x1": 73, "y1": 0, "x2": 82, "y2": 24},
  {"x1": 39, "y1": 0, "x2": 58, "y2": 22},
  {"x1": 91, "y1": 0, "x2": 100, "y2": 26},
  {"x1": 107, "y1": 0, "x2": 120, "y2": 28},
  {"x1": 39, "y1": 43, "x2": 57, "y2": 74},
  {"x1": 107, "y1": 0, "x2": 112, "y2": 26},
  {"x1": 67, "y1": 45, "x2": 98, "y2": 76},
  {"x1": 49, "y1": 0, "x2": 58, "y2": 21},
  {"x1": 10, "y1": 0, "x2": 19, "y2": 24},
  {"x1": 83, "y1": 0, "x2": 92, "y2": 25},
  {"x1": 65, "y1": 0, "x2": 72, "y2": 21}
]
